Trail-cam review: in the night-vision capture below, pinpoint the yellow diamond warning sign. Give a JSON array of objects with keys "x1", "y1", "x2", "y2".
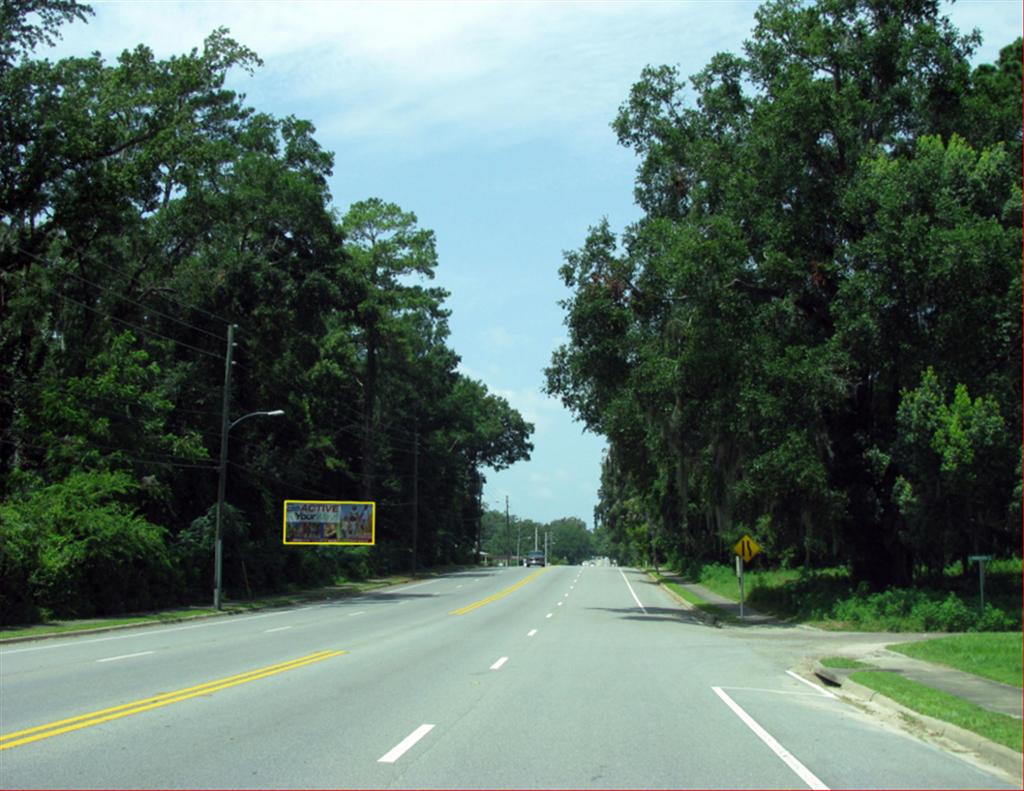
[{"x1": 733, "y1": 534, "x2": 761, "y2": 562}]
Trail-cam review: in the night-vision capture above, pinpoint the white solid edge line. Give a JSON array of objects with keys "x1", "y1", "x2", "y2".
[
  {"x1": 2, "y1": 609, "x2": 292, "y2": 655},
  {"x1": 348, "y1": 611, "x2": 366, "y2": 617},
  {"x1": 394, "y1": 579, "x2": 438, "y2": 592},
  {"x1": 96, "y1": 651, "x2": 154, "y2": 663},
  {"x1": 527, "y1": 629, "x2": 538, "y2": 637},
  {"x1": 786, "y1": 670, "x2": 838, "y2": 699},
  {"x1": 712, "y1": 686, "x2": 829, "y2": 790},
  {"x1": 490, "y1": 656, "x2": 509, "y2": 670},
  {"x1": 264, "y1": 626, "x2": 292, "y2": 633},
  {"x1": 378, "y1": 724, "x2": 435, "y2": 763},
  {"x1": 618, "y1": 568, "x2": 648, "y2": 614}
]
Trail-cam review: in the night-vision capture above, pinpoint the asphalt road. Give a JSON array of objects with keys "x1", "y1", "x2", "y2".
[{"x1": 0, "y1": 565, "x2": 1013, "y2": 789}]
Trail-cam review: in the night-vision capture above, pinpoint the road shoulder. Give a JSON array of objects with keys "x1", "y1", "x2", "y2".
[{"x1": 648, "y1": 568, "x2": 1023, "y2": 786}]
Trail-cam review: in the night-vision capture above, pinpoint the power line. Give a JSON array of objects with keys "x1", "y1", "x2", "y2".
[
  {"x1": 1, "y1": 207, "x2": 233, "y2": 327},
  {"x1": 53, "y1": 259, "x2": 225, "y2": 343},
  {"x1": 55, "y1": 292, "x2": 226, "y2": 362},
  {"x1": 231, "y1": 370, "x2": 420, "y2": 450},
  {"x1": 0, "y1": 373, "x2": 224, "y2": 419},
  {"x1": 0, "y1": 437, "x2": 218, "y2": 470},
  {"x1": 227, "y1": 461, "x2": 337, "y2": 500}
]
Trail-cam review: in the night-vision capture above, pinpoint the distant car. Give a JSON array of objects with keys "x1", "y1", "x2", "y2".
[{"x1": 525, "y1": 551, "x2": 545, "y2": 567}]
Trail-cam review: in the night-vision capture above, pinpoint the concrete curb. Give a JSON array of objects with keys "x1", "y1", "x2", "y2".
[
  {"x1": 646, "y1": 571, "x2": 722, "y2": 628},
  {"x1": 812, "y1": 660, "x2": 1023, "y2": 785},
  {"x1": 0, "y1": 611, "x2": 231, "y2": 645},
  {"x1": 0, "y1": 576, "x2": 430, "y2": 645}
]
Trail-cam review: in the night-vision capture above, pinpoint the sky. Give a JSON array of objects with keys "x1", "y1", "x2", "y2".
[{"x1": 44, "y1": 0, "x2": 1022, "y2": 528}]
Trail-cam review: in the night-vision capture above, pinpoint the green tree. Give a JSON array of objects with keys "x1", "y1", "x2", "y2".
[
  {"x1": 549, "y1": 0, "x2": 1020, "y2": 589},
  {"x1": 340, "y1": 198, "x2": 444, "y2": 502},
  {"x1": 895, "y1": 368, "x2": 1013, "y2": 577},
  {"x1": 0, "y1": 4, "x2": 535, "y2": 618},
  {"x1": 547, "y1": 517, "x2": 593, "y2": 564}
]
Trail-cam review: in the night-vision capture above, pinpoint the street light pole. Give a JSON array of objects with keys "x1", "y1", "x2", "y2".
[
  {"x1": 212, "y1": 397, "x2": 284, "y2": 609},
  {"x1": 212, "y1": 405, "x2": 284, "y2": 610},
  {"x1": 213, "y1": 324, "x2": 235, "y2": 611},
  {"x1": 505, "y1": 495, "x2": 510, "y2": 567}
]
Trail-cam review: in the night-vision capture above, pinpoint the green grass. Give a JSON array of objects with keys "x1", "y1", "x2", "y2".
[
  {"x1": 650, "y1": 573, "x2": 737, "y2": 623},
  {"x1": 669, "y1": 560, "x2": 1021, "y2": 632},
  {"x1": 888, "y1": 633, "x2": 1023, "y2": 688},
  {"x1": 850, "y1": 670, "x2": 1023, "y2": 752},
  {"x1": 819, "y1": 656, "x2": 874, "y2": 669},
  {"x1": 0, "y1": 608, "x2": 217, "y2": 639}
]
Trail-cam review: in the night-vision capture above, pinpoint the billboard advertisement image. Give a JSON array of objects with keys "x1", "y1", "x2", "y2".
[{"x1": 283, "y1": 500, "x2": 375, "y2": 545}]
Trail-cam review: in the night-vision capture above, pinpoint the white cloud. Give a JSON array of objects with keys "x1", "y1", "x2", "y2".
[
  {"x1": 482, "y1": 327, "x2": 517, "y2": 352},
  {"x1": 491, "y1": 385, "x2": 565, "y2": 433},
  {"x1": 49, "y1": 0, "x2": 761, "y2": 156}
]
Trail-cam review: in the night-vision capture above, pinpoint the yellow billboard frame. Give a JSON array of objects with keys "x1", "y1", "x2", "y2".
[{"x1": 282, "y1": 500, "x2": 376, "y2": 546}]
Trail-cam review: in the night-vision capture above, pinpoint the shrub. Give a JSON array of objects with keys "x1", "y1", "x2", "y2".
[
  {"x1": 0, "y1": 507, "x2": 42, "y2": 624},
  {"x1": 828, "y1": 587, "x2": 1014, "y2": 632},
  {"x1": 1, "y1": 471, "x2": 178, "y2": 620}
]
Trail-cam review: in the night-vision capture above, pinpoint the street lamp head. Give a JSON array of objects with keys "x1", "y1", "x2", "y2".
[{"x1": 266, "y1": 410, "x2": 285, "y2": 417}]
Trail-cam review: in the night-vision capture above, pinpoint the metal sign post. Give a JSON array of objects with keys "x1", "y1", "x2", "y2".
[
  {"x1": 732, "y1": 535, "x2": 761, "y2": 621},
  {"x1": 737, "y1": 556, "x2": 745, "y2": 619},
  {"x1": 968, "y1": 555, "x2": 993, "y2": 612}
]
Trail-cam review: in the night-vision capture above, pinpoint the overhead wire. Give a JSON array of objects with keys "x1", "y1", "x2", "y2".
[
  {"x1": 227, "y1": 461, "x2": 337, "y2": 500},
  {"x1": 0, "y1": 373, "x2": 224, "y2": 419},
  {"x1": 231, "y1": 368, "x2": 421, "y2": 450},
  {"x1": 1, "y1": 207, "x2": 233, "y2": 327},
  {"x1": 54, "y1": 292, "x2": 226, "y2": 361},
  {"x1": 10, "y1": 242, "x2": 227, "y2": 343},
  {"x1": 0, "y1": 437, "x2": 218, "y2": 471},
  {"x1": 4, "y1": 223, "x2": 445, "y2": 495}
]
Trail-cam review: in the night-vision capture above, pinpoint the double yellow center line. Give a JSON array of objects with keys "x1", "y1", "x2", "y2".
[
  {"x1": 1, "y1": 649, "x2": 346, "y2": 751},
  {"x1": 449, "y1": 567, "x2": 549, "y2": 615}
]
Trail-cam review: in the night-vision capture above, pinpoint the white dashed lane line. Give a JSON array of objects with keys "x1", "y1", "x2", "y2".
[
  {"x1": 527, "y1": 629, "x2": 538, "y2": 637},
  {"x1": 264, "y1": 626, "x2": 292, "y2": 633},
  {"x1": 378, "y1": 724, "x2": 435, "y2": 764},
  {"x1": 490, "y1": 657, "x2": 509, "y2": 670},
  {"x1": 96, "y1": 651, "x2": 154, "y2": 663}
]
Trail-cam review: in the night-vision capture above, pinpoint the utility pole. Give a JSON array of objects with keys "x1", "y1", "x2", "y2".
[
  {"x1": 411, "y1": 428, "x2": 419, "y2": 577},
  {"x1": 476, "y1": 479, "x2": 483, "y2": 566},
  {"x1": 544, "y1": 531, "x2": 549, "y2": 566},
  {"x1": 505, "y1": 495, "x2": 511, "y2": 567},
  {"x1": 534, "y1": 523, "x2": 538, "y2": 552},
  {"x1": 213, "y1": 324, "x2": 236, "y2": 610}
]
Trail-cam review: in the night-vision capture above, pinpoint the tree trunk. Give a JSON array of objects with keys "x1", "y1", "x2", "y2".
[{"x1": 361, "y1": 324, "x2": 378, "y2": 501}]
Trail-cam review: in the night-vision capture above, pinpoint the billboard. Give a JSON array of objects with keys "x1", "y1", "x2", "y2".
[{"x1": 283, "y1": 500, "x2": 375, "y2": 545}]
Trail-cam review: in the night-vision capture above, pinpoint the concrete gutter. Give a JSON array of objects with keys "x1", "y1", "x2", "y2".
[
  {"x1": 649, "y1": 572, "x2": 722, "y2": 628},
  {"x1": 0, "y1": 575, "x2": 431, "y2": 645},
  {"x1": 812, "y1": 660, "x2": 1023, "y2": 786}
]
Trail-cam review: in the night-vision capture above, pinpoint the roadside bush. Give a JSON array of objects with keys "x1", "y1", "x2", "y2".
[
  {"x1": 916, "y1": 593, "x2": 974, "y2": 632},
  {"x1": 828, "y1": 588, "x2": 1015, "y2": 632},
  {"x1": 2, "y1": 472, "x2": 179, "y2": 619},
  {"x1": 676, "y1": 559, "x2": 1020, "y2": 632},
  {"x1": 975, "y1": 604, "x2": 1017, "y2": 632},
  {"x1": 0, "y1": 507, "x2": 42, "y2": 624},
  {"x1": 333, "y1": 546, "x2": 373, "y2": 581}
]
